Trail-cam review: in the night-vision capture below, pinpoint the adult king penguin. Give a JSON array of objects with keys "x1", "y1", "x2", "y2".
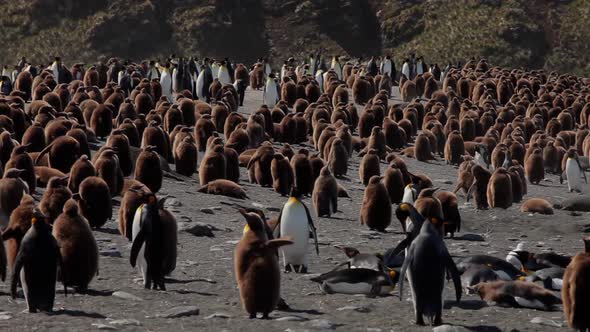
[
  {"x1": 380, "y1": 55, "x2": 396, "y2": 79},
  {"x1": 218, "y1": 61, "x2": 231, "y2": 86},
  {"x1": 159, "y1": 63, "x2": 172, "y2": 102},
  {"x1": 263, "y1": 73, "x2": 279, "y2": 107},
  {"x1": 275, "y1": 187, "x2": 319, "y2": 273},
  {"x1": 331, "y1": 56, "x2": 343, "y2": 80}
]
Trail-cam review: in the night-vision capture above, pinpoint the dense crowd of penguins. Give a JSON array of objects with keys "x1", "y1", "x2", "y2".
[{"x1": 0, "y1": 53, "x2": 589, "y2": 329}]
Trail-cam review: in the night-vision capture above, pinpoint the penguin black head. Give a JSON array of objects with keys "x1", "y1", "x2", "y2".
[
  {"x1": 584, "y1": 237, "x2": 590, "y2": 253},
  {"x1": 289, "y1": 186, "x2": 302, "y2": 199}
]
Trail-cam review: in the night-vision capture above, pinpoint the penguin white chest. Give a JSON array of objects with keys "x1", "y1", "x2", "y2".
[
  {"x1": 132, "y1": 206, "x2": 148, "y2": 281},
  {"x1": 279, "y1": 201, "x2": 309, "y2": 265},
  {"x1": 566, "y1": 158, "x2": 583, "y2": 192}
]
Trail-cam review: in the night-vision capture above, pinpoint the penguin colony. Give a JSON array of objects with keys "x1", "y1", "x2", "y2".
[{"x1": 0, "y1": 54, "x2": 588, "y2": 330}]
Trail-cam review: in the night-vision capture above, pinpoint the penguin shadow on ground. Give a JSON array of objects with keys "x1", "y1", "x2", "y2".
[
  {"x1": 449, "y1": 233, "x2": 486, "y2": 242},
  {"x1": 169, "y1": 289, "x2": 217, "y2": 296},
  {"x1": 277, "y1": 307, "x2": 324, "y2": 316},
  {"x1": 443, "y1": 299, "x2": 487, "y2": 310},
  {"x1": 71, "y1": 289, "x2": 113, "y2": 297},
  {"x1": 48, "y1": 309, "x2": 106, "y2": 319},
  {"x1": 94, "y1": 227, "x2": 121, "y2": 235}
]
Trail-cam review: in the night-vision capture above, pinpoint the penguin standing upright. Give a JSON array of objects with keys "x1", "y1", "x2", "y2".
[
  {"x1": 130, "y1": 193, "x2": 173, "y2": 290},
  {"x1": 562, "y1": 148, "x2": 587, "y2": 193},
  {"x1": 401, "y1": 59, "x2": 410, "y2": 79},
  {"x1": 399, "y1": 219, "x2": 462, "y2": 326},
  {"x1": 11, "y1": 211, "x2": 65, "y2": 313},
  {"x1": 218, "y1": 62, "x2": 231, "y2": 85},
  {"x1": 331, "y1": 56, "x2": 342, "y2": 80},
  {"x1": 196, "y1": 59, "x2": 213, "y2": 102},
  {"x1": 263, "y1": 73, "x2": 279, "y2": 107},
  {"x1": 315, "y1": 69, "x2": 325, "y2": 93},
  {"x1": 380, "y1": 55, "x2": 396, "y2": 79},
  {"x1": 159, "y1": 63, "x2": 172, "y2": 102},
  {"x1": 275, "y1": 187, "x2": 319, "y2": 273}
]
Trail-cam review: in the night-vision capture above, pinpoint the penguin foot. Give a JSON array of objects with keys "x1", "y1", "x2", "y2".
[
  {"x1": 433, "y1": 314, "x2": 442, "y2": 326},
  {"x1": 298, "y1": 265, "x2": 308, "y2": 274},
  {"x1": 261, "y1": 313, "x2": 270, "y2": 319},
  {"x1": 415, "y1": 314, "x2": 425, "y2": 326},
  {"x1": 249, "y1": 313, "x2": 256, "y2": 319},
  {"x1": 285, "y1": 264, "x2": 293, "y2": 273}
]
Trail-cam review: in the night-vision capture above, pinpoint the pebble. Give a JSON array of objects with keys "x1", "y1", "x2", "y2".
[
  {"x1": 309, "y1": 319, "x2": 338, "y2": 330},
  {"x1": 205, "y1": 313, "x2": 232, "y2": 319},
  {"x1": 0, "y1": 312, "x2": 11, "y2": 320},
  {"x1": 457, "y1": 233, "x2": 485, "y2": 242},
  {"x1": 336, "y1": 305, "x2": 371, "y2": 313},
  {"x1": 157, "y1": 306, "x2": 199, "y2": 318},
  {"x1": 109, "y1": 319, "x2": 142, "y2": 326},
  {"x1": 211, "y1": 206, "x2": 222, "y2": 211},
  {"x1": 183, "y1": 222, "x2": 217, "y2": 237},
  {"x1": 91, "y1": 324, "x2": 117, "y2": 330},
  {"x1": 200, "y1": 208, "x2": 215, "y2": 214},
  {"x1": 276, "y1": 315, "x2": 308, "y2": 322},
  {"x1": 530, "y1": 317, "x2": 562, "y2": 328},
  {"x1": 112, "y1": 291, "x2": 143, "y2": 301},
  {"x1": 165, "y1": 198, "x2": 182, "y2": 207}
]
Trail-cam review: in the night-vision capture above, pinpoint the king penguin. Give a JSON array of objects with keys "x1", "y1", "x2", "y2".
[
  {"x1": 159, "y1": 63, "x2": 172, "y2": 102},
  {"x1": 331, "y1": 56, "x2": 343, "y2": 80},
  {"x1": 315, "y1": 69, "x2": 325, "y2": 93},
  {"x1": 218, "y1": 62, "x2": 231, "y2": 86},
  {"x1": 275, "y1": 187, "x2": 319, "y2": 273},
  {"x1": 399, "y1": 217, "x2": 462, "y2": 326},
  {"x1": 263, "y1": 73, "x2": 279, "y2": 107},
  {"x1": 562, "y1": 148, "x2": 587, "y2": 193},
  {"x1": 401, "y1": 59, "x2": 410, "y2": 79},
  {"x1": 11, "y1": 211, "x2": 65, "y2": 313},
  {"x1": 380, "y1": 55, "x2": 395, "y2": 78}
]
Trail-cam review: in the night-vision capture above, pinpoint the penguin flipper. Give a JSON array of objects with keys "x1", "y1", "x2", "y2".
[
  {"x1": 130, "y1": 230, "x2": 146, "y2": 268},
  {"x1": 57, "y1": 247, "x2": 67, "y2": 297},
  {"x1": 273, "y1": 208, "x2": 283, "y2": 239},
  {"x1": 303, "y1": 203, "x2": 319, "y2": 255},
  {"x1": 578, "y1": 159, "x2": 588, "y2": 183},
  {"x1": 383, "y1": 238, "x2": 409, "y2": 267},
  {"x1": 399, "y1": 245, "x2": 414, "y2": 301},
  {"x1": 11, "y1": 250, "x2": 24, "y2": 299},
  {"x1": 444, "y1": 250, "x2": 462, "y2": 303}
]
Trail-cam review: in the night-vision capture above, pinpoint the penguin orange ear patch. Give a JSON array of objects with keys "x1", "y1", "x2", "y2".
[
  {"x1": 148, "y1": 195, "x2": 156, "y2": 204},
  {"x1": 31, "y1": 217, "x2": 37, "y2": 225},
  {"x1": 388, "y1": 270, "x2": 397, "y2": 278},
  {"x1": 430, "y1": 217, "x2": 440, "y2": 225},
  {"x1": 399, "y1": 203, "x2": 409, "y2": 211}
]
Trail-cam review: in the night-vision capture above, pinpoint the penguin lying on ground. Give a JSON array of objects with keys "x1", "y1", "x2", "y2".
[
  {"x1": 470, "y1": 280, "x2": 562, "y2": 310},
  {"x1": 310, "y1": 267, "x2": 398, "y2": 297},
  {"x1": 456, "y1": 255, "x2": 526, "y2": 281}
]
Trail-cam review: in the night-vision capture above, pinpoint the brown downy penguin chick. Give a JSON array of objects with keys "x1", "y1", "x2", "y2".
[
  {"x1": 34, "y1": 166, "x2": 66, "y2": 188},
  {"x1": 52, "y1": 199, "x2": 99, "y2": 292},
  {"x1": 366, "y1": 126, "x2": 389, "y2": 159},
  {"x1": 75, "y1": 176, "x2": 112, "y2": 229},
  {"x1": 199, "y1": 145, "x2": 227, "y2": 186},
  {"x1": 118, "y1": 184, "x2": 150, "y2": 240},
  {"x1": 0, "y1": 169, "x2": 28, "y2": 228},
  {"x1": 543, "y1": 141, "x2": 559, "y2": 174},
  {"x1": 134, "y1": 146, "x2": 163, "y2": 193},
  {"x1": 247, "y1": 143, "x2": 274, "y2": 187},
  {"x1": 328, "y1": 137, "x2": 349, "y2": 177},
  {"x1": 280, "y1": 144, "x2": 295, "y2": 161},
  {"x1": 471, "y1": 280, "x2": 561, "y2": 310},
  {"x1": 487, "y1": 168, "x2": 513, "y2": 209},
  {"x1": 525, "y1": 148, "x2": 545, "y2": 185},
  {"x1": 453, "y1": 156, "x2": 475, "y2": 195},
  {"x1": 174, "y1": 136, "x2": 198, "y2": 177},
  {"x1": 360, "y1": 176, "x2": 392, "y2": 232},
  {"x1": 90, "y1": 104, "x2": 113, "y2": 139},
  {"x1": 468, "y1": 165, "x2": 491, "y2": 210},
  {"x1": 39, "y1": 177, "x2": 72, "y2": 224},
  {"x1": 2, "y1": 195, "x2": 35, "y2": 272},
  {"x1": 234, "y1": 209, "x2": 293, "y2": 319},
  {"x1": 414, "y1": 132, "x2": 435, "y2": 162},
  {"x1": 271, "y1": 154, "x2": 294, "y2": 196},
  {"x1": 106, "y1": 130, "x2": 133, "y2": 177},
  {"x1": 0, "y1": 131, "x2": 18, "y2": 167},
  {"x1": 67, "y1": 155, "x2": 96, "y2": 193},
  {"x1": 506, "y1": 165, "x2": 524, "y2": 203},
  {"x1": 197, "y1": 179, "x2": 248, "y2": 199},
  {"x1": 414, "y1": 187, "x2": 445, "y2": 232},
  {"x1": 141, "y1": 123, "x2": 171, "y2": 162},
  {"x1": 312, "y1": 166, "x2": 338, "y2": 218},
  {"x1": 95, "y1": 148, "x2": 124, "y2": 196},
  {"x1": 444, "y1": 130, "x2": 465, "y2": 165},
  {"x1": 562, "y1": 237, "x2": 590, "y2": 331},
  {"x1": 224, "y1": 147, "x2": 240, "y2": 184},
  {"x1": 383, "y1": 164, "x2": 404, "y2": 204},
  {"x1": 5, "y1": 144, "x2": 36, "y2": 194},
  {"x1": 35, "y1": 135, "x2": 80, "y2": 174},
  {"x1": 195, "y1": 115, "x2": 216, "y2": 152},
  {"x1": 359, "y1": 149, "x2": 381, "y2": 186},
  {"x1": 520, "y1": 198, "x2": 553, "y2": 215},
  {"x1": 290, "y1": 149, "x2": 314, "y2": 196},
  {"x1": 435, "y1": 191, "x2": 461, "y2": 238}
]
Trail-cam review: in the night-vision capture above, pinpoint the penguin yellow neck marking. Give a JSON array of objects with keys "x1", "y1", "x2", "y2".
[
  {"x1": 287, "y1": 197, "x2": 302, "y2": 205},
  {"x1": 243, "y1": 224, "x2": 250, "y2": 234}
]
